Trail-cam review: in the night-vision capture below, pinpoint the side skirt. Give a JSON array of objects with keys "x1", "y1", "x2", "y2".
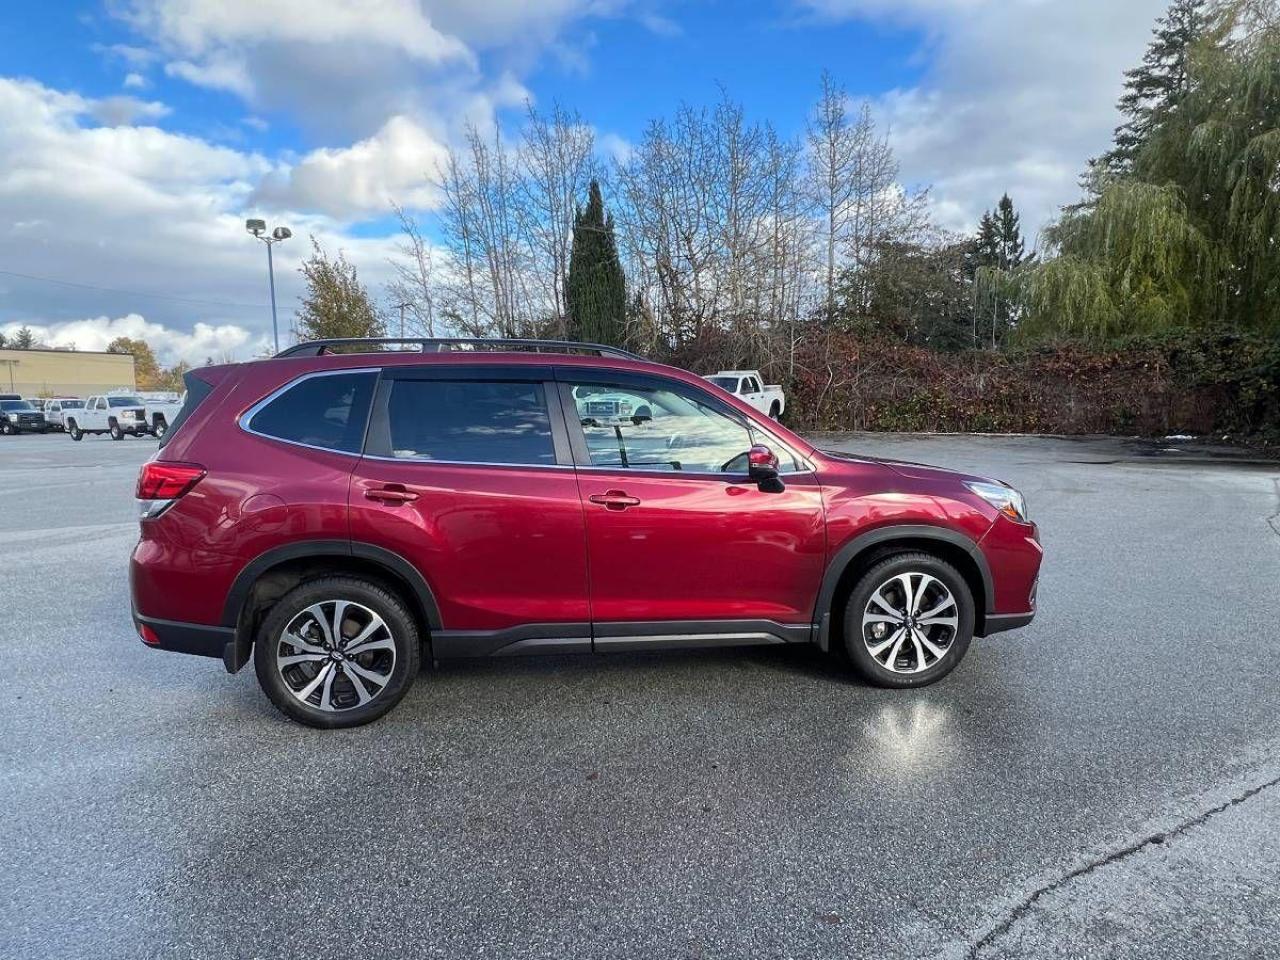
[{"x1": 431, "y1": 620, "x2": 813, "y2": 659}]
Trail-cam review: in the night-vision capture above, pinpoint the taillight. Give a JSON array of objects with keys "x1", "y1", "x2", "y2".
[{"x1": 136, "y1": 461, "x2": 205, "y2": 518}]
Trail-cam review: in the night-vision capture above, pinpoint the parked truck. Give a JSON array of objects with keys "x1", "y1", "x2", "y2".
[
  {"x1": 66, "y1": 394, "x2": 151, "y2": 440},
  {"x1": 704, "y1": 370, "x2": 785, "y2": 419}
]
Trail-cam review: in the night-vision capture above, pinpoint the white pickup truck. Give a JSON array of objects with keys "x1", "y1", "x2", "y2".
[
  {"x1": 704, "y1": 370, "x2": 785, "y2": 419},
  {"x1": 66, "y1": 394, "x2": 153, "y2": 441},
  {"x1": 134, "y1": 392, "x2": 184, "y2": 439}
]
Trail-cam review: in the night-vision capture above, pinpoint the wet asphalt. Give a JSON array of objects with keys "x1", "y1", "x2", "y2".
[{"x1": 1, "y1": 431, "x2": 1278, "y2": 959}]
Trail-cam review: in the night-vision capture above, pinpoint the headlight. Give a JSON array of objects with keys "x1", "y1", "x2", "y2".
[
  {"x1": 6, "y1": 414, "x2": 16, "y2": 422},
  {"x1": 965, "y1": 480, "x2": 1029, "y2": 523}
]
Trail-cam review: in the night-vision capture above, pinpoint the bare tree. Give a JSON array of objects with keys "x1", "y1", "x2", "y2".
[
  {"x1": 431, "y1": 123, "x2": 534, "y2": 336},
  {"x1": 387, "y1": 203, "x2": 438, "y2": 337},
  {"x1": 806, "y1": 71, "x2": 858, "y2": 318},
  {"x1": 519, "y1": 101, "x2": 597, "y2": 334}
]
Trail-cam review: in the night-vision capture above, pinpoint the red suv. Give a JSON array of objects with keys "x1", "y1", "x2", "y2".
[{"x1": 131, "y1": 339, "x2": 1041, "y2": 728}]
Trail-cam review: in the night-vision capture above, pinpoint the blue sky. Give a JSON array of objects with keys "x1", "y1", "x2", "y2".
[{"x1": 0, "y1": 0, "x2": 1166, "y2": 362}]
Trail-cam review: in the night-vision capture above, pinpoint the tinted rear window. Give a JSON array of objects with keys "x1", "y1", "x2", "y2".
[
  {"x1": 385, "y1": 379, "x2": 555, "y2": 465},
  {"x1": 248, "y1": 371, "x2": 377, "y2": 454},
  {"x1": 158, "y1": 373, "x2": 214, "y2": 449}
]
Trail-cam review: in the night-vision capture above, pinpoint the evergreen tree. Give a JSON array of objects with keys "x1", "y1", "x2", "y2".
[
  {"x1": 295, "y1": 238, "x2": 385, "y2": 345},
  {"x1": 11, "y1": 326, "x2": 37, "y2": 350},
  {"x1": 994, "y1": 194, "x2": 1027, "y2": 270},
  {"x1": 566, "y1": 180, "x2": 627, "y2": 346},
  {"x1": 972, "y1": 194, "x2": 1029, "y2": 348},
  {"x1": 1097, "y1": 0, "x2": 1214, "y2": 177},
  {"x1": 1021, "y1": 6, "x2": 1280, "y2": 341},
  {"x1": 974, "y1": 211, "x2": 1000, "y2": 270}
]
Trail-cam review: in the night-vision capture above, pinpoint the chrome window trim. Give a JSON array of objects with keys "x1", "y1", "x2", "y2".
[
  {"x1": 238, "y1": 367, "x2": 380, "y2": 458},
  {"x1": 360, "y1": 453, "x2": 575, "y2": 470}
]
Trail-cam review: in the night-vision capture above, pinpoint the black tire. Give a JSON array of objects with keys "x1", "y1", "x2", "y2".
[
  {"x1": 108, "y1": 420, "x2": 123, "y2": 441},
  {"x1": 0, "y1": 421, "x2": 12, "y2": 436},
  {"x1": 254, "y1": 576, "x2": 420, "y2": 729},
  {"x1": 67, "y1": 420, "x2": 83, "y2": 441},
  {"x1": 769, "y1": 401, "x2": 781, "y2": 420},
  {"x1": 152, "y1": 417, "x2": 167, "y2": 439},
  {"x1": 842, "y1": 552, "x2": 975, "y2": 688}
]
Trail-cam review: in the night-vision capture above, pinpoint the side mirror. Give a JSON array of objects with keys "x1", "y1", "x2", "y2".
[{"x1": 748, "y1": 444, "x2": 785, "y2": 493}]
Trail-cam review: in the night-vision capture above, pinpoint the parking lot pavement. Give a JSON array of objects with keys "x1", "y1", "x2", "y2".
[{"x1": 1, "y1": 430, "x2": 1278, "y2": 959}]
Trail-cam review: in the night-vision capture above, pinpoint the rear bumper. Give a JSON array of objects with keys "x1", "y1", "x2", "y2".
[
  {"x1": 981, "y1": 611, "x2": 1035, "y2": 635},
  {"x1": 133, "y1": 611, "x2": 232, "y2": 661}
]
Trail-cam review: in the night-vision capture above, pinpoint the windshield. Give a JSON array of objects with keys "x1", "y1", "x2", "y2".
[
  {"x1": 706, "y1": 377, "x2": 738, "y2": 391},
  {"x1": 107, "y1": 396, "x2": 145, "y2": 407},
  {"x1": 0, "y1": 400, "x2": 35, "y2": 411}
]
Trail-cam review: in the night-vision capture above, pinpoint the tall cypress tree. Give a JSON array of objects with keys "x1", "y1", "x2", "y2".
[{"x1": 566, "y1": 180, "x2": 627, "y2": 346}]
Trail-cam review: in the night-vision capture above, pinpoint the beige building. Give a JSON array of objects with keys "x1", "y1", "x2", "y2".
[{"x1": 0, "y1": 348, "x2": 136, "y2": 397}]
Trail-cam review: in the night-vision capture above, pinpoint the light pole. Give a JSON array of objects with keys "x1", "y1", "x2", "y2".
[
  {"x1": 393, "y1": 301, "x2": 412, "y2": 339},
  {"x1": 246, "y1": 219, "x2": 292, "y2": 353}
]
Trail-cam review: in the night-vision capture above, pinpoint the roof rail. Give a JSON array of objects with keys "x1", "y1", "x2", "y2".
[{"x1": 273, "y1": 337, "x2": 643, "y2": 361}]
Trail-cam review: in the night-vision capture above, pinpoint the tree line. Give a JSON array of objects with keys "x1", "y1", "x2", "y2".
[{"x1": 295, "y1": 73, "x2": 1043, "y2": 372}]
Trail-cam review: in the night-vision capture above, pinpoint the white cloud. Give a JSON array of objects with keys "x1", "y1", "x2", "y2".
[
  {"x1": 123, "y1": 72, "x2": 148, "y2": 90},
  {"x1": 0, "y1": 315, "x2": 264, "y2": 366},
  {"x1": 253, "y1": 115, "x2": 448, "y2": 219},
  {"x1": 805, "y1": 0, "x2": 1168, "y2": 236},
  {"x1": 116, "y1": 0, "x2": 614, "y2": 141},
  {"x1": 0, "y1": 76, "x2": 404, "y2": 346},
  {"x1": 89, "y1": 94, "x2": 172, "y2": 127},
  {"x1": 165, "y1": 54, "x2": 254, "y2": 99},
  {"x1": 124, "y1": 0, "x2": 473, "y2": 67}
]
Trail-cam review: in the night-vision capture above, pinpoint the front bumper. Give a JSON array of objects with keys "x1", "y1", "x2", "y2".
[{"x1": 976, "y1": 514, "x2": 1041, "y2": 636}]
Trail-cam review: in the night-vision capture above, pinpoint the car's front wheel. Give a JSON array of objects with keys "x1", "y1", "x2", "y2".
[
  {"x1": 253, "y1": 576, "x2": 420, "y2": 728},
  {"x1": 67, "y1": 420, "x2": 83, "y2": 441},
  {"x1": 108, "y1": 421, "x2": 124, "y2": 440},
  {"x1": 843, "y1": 553, "x2": 974, "y2": 687},
  {"x1": 0, "y1": 421, "x2": 12, "y2": 436}
]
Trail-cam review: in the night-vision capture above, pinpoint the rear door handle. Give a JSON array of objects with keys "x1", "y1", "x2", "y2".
[
  {"x1": 365, "y1": 484, "x2": 419, "y2": 504},
  {"x1": 588, "y1": 490, "x2": 641, "y2": 510}
]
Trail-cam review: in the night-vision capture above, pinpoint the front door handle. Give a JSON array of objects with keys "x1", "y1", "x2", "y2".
[
  {"x1": 588, "y1": 490, "x2": 641, "y2": 510},
  {"x1": 365, "y1": 484, "x2": 419, "y2": 505}
]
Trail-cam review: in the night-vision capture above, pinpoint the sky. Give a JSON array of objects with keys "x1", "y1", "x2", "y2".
[{"x1": 0, "y1": 0, "x2": 1169, "y2": 364}]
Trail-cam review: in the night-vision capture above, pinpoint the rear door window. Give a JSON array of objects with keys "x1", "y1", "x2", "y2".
[
  {"x1": 382, "y1": 379, "x2": 556, "y2": 466},
  {"x1": 246, "y1": 371, "x2": 377, "y2": 454}
]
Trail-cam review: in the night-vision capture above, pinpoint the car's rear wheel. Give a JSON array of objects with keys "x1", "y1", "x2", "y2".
[
  {"x1": 67, "y1": 420, "x2": 83, "y2": 441},
  {"x1": 842, "y1": 553, "x2": 974, "y2": 688},
  {"x1": 152, "y1": 417, "x2": 167, "y2": 439},
  {"x1": 769, "y1": 401, "x2": 781, "y2": 419},
  {"x1": 253, "y1": 576, "x2": 420, "y2": 728}
]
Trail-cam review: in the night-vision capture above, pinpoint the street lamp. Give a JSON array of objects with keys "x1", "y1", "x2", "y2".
[{"x1": 246, "y1": 218, "x2": 292, "y2": 353}]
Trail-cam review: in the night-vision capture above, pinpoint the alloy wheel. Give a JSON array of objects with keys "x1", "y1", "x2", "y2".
[
  {"x1": 861, "y1": 571, "x2": 959, "y2": 674},
  {"x1": 275, "y1": 600, "x2": 397, "y2": 712}
]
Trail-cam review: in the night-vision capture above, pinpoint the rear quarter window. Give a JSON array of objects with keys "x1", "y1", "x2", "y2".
[{"x1": 245, "y1": 371, "x2": 377, "y2": 454}]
